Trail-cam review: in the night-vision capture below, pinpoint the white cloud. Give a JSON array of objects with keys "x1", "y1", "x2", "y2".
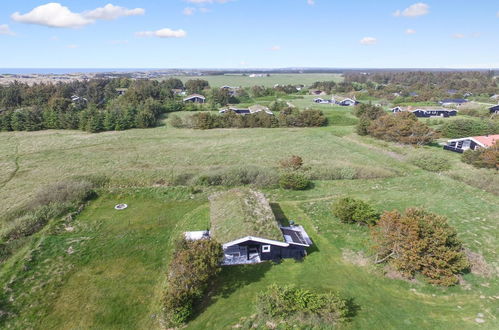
[
  {"x1": 11, "y1": 3, "x2": 144, "y2": 29},
  {"x1": 393, "y1": 3, "x2": 429, "y2": 17},
  {"x1": 453, "y1": 33, "x2": 465, "y2": 39},
  {"x1": 66, "y1": 44, "x2": 79, "y2": 49},
  {"x1": 84, "y1": 4, "x2": 144, "y2": 21},
  {"x1": 183, "y1": 7, "x2": 196, "y2": 15},
  {"x1": 12, "y1": 3, "x2": 93, "y2": 28},
  {"x1": 360, "y1": 37, "x2": 377, "y2": 45},
  {"x1": 405, "y1": 29, "x2": 416, "y2": 35},
  {"x1": 135, "y1": 28, "x2": 187, "y2": 38},
  {"x1": 270, "y1": 45, "x2": 281, "y2": 51},
  {"x1": 497, "y1": 11, "x2": 499, "y2": 17},
  {"x1": 307, "y1": 0, "x2": 315, "y2": 5},
  {"x1": 0, "y1": 24, "x2": 15, "y2": 36}
]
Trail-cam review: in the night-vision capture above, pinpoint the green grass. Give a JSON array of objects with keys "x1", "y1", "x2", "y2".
[
  {"x1": 209, "y1": 188, "x2": 282, "y2": 243},
  {"x1": 166, "y1": 73, "x2": 343, "y2": 88},
  {"x1": 1, "y1": 110, "x2": 498, "y2": 329},
  {"x1": 1, "y1": 188, "x2": 211, "y2": 329},
  {"x1": 2, "y1": 175, "x2": 497, "y2": 329}
]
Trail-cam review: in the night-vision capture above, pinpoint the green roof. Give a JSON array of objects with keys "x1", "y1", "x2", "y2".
[{"x1": 209, "y1": 188, "x2": 282, "y2": 243}]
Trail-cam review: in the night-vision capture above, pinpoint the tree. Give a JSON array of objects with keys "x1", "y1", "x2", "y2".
[
  {"x1": 185, "y1": 79, "x2": 209, "y2": 94},
  {"x1": 368, "y1": 112, "x2": 437, "y2": 145},
  {"x1": 10, "y1": 110, "x2": 26, "y2": 131},
  {"x1": 371, "y1": 208, "x2": 469, "y2": 286}
]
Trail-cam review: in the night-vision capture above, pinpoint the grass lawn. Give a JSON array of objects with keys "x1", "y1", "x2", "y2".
[
  {"x1": 0, "y1": 109, "x2": 498, "y2": 329},
  {"x1": 2, "y1": 174, "x2": 498, "y2": 329}
]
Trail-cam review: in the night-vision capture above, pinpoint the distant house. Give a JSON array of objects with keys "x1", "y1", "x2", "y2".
[
  {"x1": 184, "y1": 189, "x2": 312, "y2": 266},
  {"x1": 439, "y1": 98, "x2": 468, "y2": 107},
  {"x1": 172, "y1": 88, "x2": 186, "y2": 96},
  {"x1": 410, "y1": 109, "x2": 457, "y2": 118},
  {"x1": 409, "y1": 92, "x2": 419, "y2": 97},
  {"x1": 115, "y1": 88, "x2": 128, "y2": 96},
  {"x1": 444, "y1": 134, "x2": 499, "y2": 153},
  {"x1": 490, "y1": 105, "x2": 499, "y2": 114},
  {"x1": 391, "y1": 106, "x2": 403, "y2": 113},
  {"x1": 219, "y1": 105, "x2": 273, "y2": 115},
  {"x1": 313, "y1": 98, "x2": 335, "y2": 104},
  {"x1": 337, "y1": 98, "x2": 359, "y2": 107},
  {"x1": 490, "y1": 94, "x2": 499, "y2": 101},
  {"x1": 71, "y1": 95, "x2": 88, "y2": 104},
  {"x1": 183, "y1": 94, "x2": 206, "y2": 103},
  {"x1": 220, "y1": 85, "x2": 240, "y2": 96},
  {"x1": 248, "y1": 104, "x2": 273, "y2": 115}
]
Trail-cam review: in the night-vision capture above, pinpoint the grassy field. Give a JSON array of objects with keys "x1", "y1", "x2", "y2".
[
  {"x1": 1, "y1": 104, "x2": 498, "y2": 329},
  {"x1": 167, "y1": 73, "x2": 343, "y2": 88}
]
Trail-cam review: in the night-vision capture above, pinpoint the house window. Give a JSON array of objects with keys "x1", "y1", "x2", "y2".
[{"x1": 262, "y1": 245, "x2": 271, "y2": 253}]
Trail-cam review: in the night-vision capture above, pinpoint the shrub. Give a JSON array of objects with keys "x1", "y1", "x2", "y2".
[
  {"x1": 332, "y1": 197, "x2": 379, "y2": 225},
  {"x1": 169, "y1": 114, "x2": 184, "y2": 128},
  {"x1": 371, "y1": 208, "x2": 469, "y2": 286},
  {"x1": 409, "y1": 153, "x2": 451, "y2": 172},
  {"x1": 462, "y1": 142, "x2": 499, "y2": 170},
  {"x1": 441, "y1": 118, "x2": 499, "y2": 138},
  {"x1": 368, "y1": 113, "x2": 438, "y2": 145},
  {"x1": 163, "y1": 238, "x2": 222, "y2": 327},
  {"x1": 353, "y1": 103, "x2": 386, "y2": 119},
  {"x1": 279, "y1": 172, "x2": 310, "y2": 190},
  {"x1": 279, "y1": 155, "x2": 304, "y2": 171},
  {"x1": 256, "y1": 284, "x2": 351, "y2": 326},
  {"x1": 191, "y1": 166, "x2": 279, "y2": 188}
]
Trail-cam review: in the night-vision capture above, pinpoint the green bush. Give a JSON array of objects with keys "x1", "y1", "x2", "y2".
[
  {"x1": 409, "y1": 153, "x2": 451, "y2": 172},
  {"x1": 332, "y1": 197, "x2": 379, "y2": 225},
  {"x1": 256, "y1": 284, "x2": 351, "y2": 326},
  {"x1": 169, "y1": 114, "x2": 184, "y2": 128},
  {"x1": 279, "y1": 172, "x2": 310, "y2": 190},
  {"x1": 441, "y1": 118, "x2": 499, "y2": 138},
  {"x1": 163, "y1": 238, "x2": 223, "y2": 327}
]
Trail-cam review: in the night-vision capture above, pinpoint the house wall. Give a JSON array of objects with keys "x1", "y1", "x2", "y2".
[{"x1": 229, "y1": 240, "x2": 306, "y2": 261}]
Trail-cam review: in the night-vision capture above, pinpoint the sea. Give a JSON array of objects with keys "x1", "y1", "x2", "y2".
[{"x1": 0, "y1": 68, "x2": 162, "y2": 74}]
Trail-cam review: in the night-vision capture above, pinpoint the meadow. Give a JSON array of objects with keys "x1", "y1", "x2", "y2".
[
  {"x1": 0, "y1": 102, "x2": 498, "y2": 329},
  {"x1": 168, "y1": 73, "x2": 343, "y2": 88}
]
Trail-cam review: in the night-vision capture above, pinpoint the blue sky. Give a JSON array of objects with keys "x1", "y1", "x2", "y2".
[{"x1": 0, "y1": 0, "x2": 498, "y2": 68}]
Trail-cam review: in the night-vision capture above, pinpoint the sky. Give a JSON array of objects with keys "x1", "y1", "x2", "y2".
[{"x1": 0, "y1": 0, "x2": 499, "y2": 68}]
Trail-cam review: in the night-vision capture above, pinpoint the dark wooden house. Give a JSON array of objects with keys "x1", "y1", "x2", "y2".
[
  {"x1": 439, "y1": 98, "x2": 468, "y2": 106},
  {"x1": 410, "y1": 109, "x2": 457, "y2": 118},
  {"x1": 443, "y1": 134, "x2": 499, "y2": 153},
  {"x1": 183, "y1": 94, "x2": 206, "y2": 103},
  {"x1": 185, "y1": 189, "x2": 312, "y2": 266},
  {"x1": 337, "y1": 98, "x2": 360, "y2": 106},
  {"x1": 490, "y1": 105, "x2": 499, "y2": 114}
]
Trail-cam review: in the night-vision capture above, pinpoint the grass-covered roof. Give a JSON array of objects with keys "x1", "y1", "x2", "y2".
[{"x1": 209, "y1": 188, "x2": 283, "y2": 243}]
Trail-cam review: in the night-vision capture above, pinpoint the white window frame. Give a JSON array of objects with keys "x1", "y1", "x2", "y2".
[{"x1": 262, "y1": 245, "x2": 271, "y2": 253}]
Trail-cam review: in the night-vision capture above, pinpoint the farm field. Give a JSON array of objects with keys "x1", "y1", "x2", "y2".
[
  {"x1": 167, "y1": 73, "x2": 343, "y2": 88},
  {"x1": 0, "y1": 106, "x2": 498, "y2": 329}
]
